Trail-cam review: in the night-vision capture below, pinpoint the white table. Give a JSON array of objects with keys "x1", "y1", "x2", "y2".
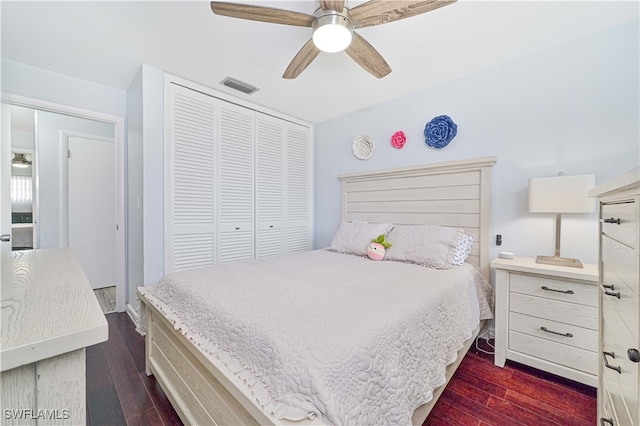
[{"x1": 1, "y1": 248, "x2": 108, "y2": 425}]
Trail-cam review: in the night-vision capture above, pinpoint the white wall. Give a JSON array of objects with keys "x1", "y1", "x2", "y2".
[
  {"x1": 37, "y1": 111, "x2": 114, "y2": 249},
  {"x1": 314, "y1": 20, "x2": 640, "y2": 265},
  {"x1": 126, "y1": 64, "x2": 164, "y2": 313},
  {"x1": 1, "y1": 59, "x2": 126, "y2": 117},
  {"x1": 127, "y1": 68, "x2": 144, "y2": 310},
  {"x1": 142, "y1": 66, "x2": 165, "y2": 288},
  {"x1": 11, "y1": 130, "x2": 33, "y2": 150}
]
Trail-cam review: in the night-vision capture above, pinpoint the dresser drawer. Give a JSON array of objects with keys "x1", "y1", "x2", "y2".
[
  {"x1": 601, "y1": 297, "x2": 639, "y2": 426},
  {"x1": 602, "y1": 201, "x2": 638, "y2": 249},
  {"x1": 602, "y1": 235, "x2": 639, "y2": 293},
  {"x1": 510, "y1": 292, "x2": 598, "y2": 330},
  {"x1": 603, "y1": 377, "x2": 633, "y2": 426},
  {"x1": 602, "y1": 263, "x2": 638, "y2": 338},
  {"x1": 509, "y1": 330, "x2": 597, "y2": 375},
  {"x1": 509, "y1": 312, "x2": 597, "y2": 352},
  {"x1": 510, "y1": 273, "x2": 597, "y2": 307}
]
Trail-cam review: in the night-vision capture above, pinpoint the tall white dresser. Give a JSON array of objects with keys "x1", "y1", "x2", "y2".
[{"x1": 589, "y1": 167, "x2": 640, "y2": 426}]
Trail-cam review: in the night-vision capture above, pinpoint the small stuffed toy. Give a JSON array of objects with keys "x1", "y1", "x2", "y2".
[{"x1": 367, "y1": 234, "x2": 392, "y2": 261}]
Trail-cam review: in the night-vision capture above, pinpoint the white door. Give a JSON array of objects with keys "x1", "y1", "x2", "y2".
[
  {"x1": 68, "y1": 135, "x2": 115, "y2": 289},
  {"x1": 255, "y1": 113, "x2": 284, "y2": 258},
  {"x1": 218, "y1": 102, "x2": 255, "y2": 263},
  {"x1": 1, "y1": 104, "x2": 12, "y2": 252},
  {"x1": 166, "y1": 83, "x2": 218, "y2": 273},
  {"x1": 285, "y1": 124, "x2": 312, "y2": 253}
]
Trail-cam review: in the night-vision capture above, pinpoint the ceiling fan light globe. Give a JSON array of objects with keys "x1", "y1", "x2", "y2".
[
  {"x1": 312, "y1": 11, "x2": 353, "y2": 53},
  {"x1": 313, "y1": 24, "x2": 352, "y2": 52}
]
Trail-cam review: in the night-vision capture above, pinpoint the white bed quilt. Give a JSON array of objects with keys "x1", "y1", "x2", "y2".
[{"x1": 139, "y1": 249, "x2": 493, "y2": 425}]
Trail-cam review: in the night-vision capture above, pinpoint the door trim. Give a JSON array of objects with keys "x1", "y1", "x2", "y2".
[{"x1": 2, "y1": 93, "x2": 126, "y2": 313}]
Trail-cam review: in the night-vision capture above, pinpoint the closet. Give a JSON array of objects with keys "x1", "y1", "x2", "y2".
[{"x1": 165, "y1": 83, "x2": 311, "y2": 273}]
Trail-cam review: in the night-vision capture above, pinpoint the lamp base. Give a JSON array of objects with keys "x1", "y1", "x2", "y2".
[{"x1": 536, "y1": 255, "x2": 583, "y2": 268}]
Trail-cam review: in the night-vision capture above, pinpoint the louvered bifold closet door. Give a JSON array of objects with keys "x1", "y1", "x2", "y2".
[
  {"x1": 255, "y1": 113, "x2": 285, "y2": 257},
  {"x1": 218, "y1": 102, "x2": 255, "y2": 263},
  {"x1": 285, "y1": 124, "x2": 312, "y2": 253},
  {"x1": 167, "y1": 84, "x2": 217, "y2": 273}
]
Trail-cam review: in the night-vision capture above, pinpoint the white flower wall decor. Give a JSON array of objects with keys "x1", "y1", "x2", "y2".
[{"x1": 352, "y1": 134, "x2": 375, "y2": 160}]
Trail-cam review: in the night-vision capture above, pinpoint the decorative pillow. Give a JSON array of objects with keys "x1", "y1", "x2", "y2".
[
  {"x1": 451, "y1": 233, "x2": 474, "y2": 266},
  {"x1": 327, "y1": 222, "x2": 393, "y2": 256},
  {"x1": 385, "y1": 224, "x2": 472, "y2": 269}
]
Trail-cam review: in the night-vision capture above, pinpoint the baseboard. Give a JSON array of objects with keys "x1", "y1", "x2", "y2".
[{"x1": 126, "y1": 302, "x2": 140, "y2": 325}]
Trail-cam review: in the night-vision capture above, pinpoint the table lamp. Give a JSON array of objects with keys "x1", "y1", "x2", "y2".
[{"x1": 528, "y1": 174, "x2": 596, "y2": 268}]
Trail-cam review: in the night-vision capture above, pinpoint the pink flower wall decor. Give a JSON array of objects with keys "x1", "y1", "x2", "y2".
[{"x1": 390, "y1": 130, "x2": 406, "y2": 149}]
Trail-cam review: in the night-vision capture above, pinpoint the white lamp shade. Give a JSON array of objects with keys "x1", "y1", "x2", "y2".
[{"x1": 529, "y1": 174, "x2": 596, "y2": 213}]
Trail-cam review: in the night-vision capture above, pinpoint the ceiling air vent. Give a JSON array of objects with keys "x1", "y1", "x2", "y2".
[{"x1": 220, "y1": 76, "x2": 259, "y2": 95}]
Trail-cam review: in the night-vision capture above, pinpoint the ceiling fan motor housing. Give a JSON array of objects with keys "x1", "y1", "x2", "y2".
[{"x1": 312, "y1": 8, "x2": 354, "y2": 53}]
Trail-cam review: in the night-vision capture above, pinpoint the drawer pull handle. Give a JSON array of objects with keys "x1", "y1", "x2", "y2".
[
  {"x1": 235, "y1": 227, "x2": 240, "y2": 230},
  {"x1": 541, "y1": 285, "x2": 574, "y2": 295},
  {"x1": 603, "y1": 351, "x2": 622, "y2": 374},
  {"x1": 540, "y1": 326, "x2": 572, "y2": 338},
  {"x1": 601, "y1": 285, "x2": 621, "y2": 299},
  {"x1": 600, "y1": 418, "x2": 614, "y2": 426},
  {"x1": 603, "y1": 217, "x2": 621, "y2": 225},
  {"x1": 628, "y1": 348, "x2": 640, "y2": 363}
]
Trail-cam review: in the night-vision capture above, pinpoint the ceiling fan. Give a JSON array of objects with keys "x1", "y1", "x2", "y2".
[{"x1": 210, "y1": 0, "x2": 456, "y2": 79}]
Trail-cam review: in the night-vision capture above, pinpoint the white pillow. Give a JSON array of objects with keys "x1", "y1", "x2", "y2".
[
  {"x1": 327, "y1": 221, "x2": 393, "y2": 256},
  {"x1": 385, "y1": 224, "x2": 472, "y2": 268}
]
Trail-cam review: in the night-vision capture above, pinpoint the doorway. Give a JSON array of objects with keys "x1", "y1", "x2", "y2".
[
  {"x1": 0, "y1": 95, "x2": 125, "y2": 311},
  {"x1": 66, "y1": 134, "x2": 116, "y2": 290}
]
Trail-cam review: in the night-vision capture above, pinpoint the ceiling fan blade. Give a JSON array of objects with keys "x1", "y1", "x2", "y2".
[
  {"x1": 283, "y1": 39, "x2": 321, "y2": 79},
  {"x1": 349, "y1": 0, "x2": 456, "y2": 29},
  {"x1": 345, "y1": 32, "x2": 391, "y2": 79},
  {"x1": 210, "y1": 2, "x2": 315, "y2": 27},
  {"x1": 320, "y1": 0, "x2": 345, "y2": 12}
]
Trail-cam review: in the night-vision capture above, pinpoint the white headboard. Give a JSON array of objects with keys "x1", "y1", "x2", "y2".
[{"x1": 338, "y1": 157, "x2": 496, "y2": 279}]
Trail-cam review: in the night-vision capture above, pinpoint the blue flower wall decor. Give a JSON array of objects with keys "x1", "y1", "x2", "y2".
[{"x1": 424, "y1": 115, "x2": 457, "y2": 149}]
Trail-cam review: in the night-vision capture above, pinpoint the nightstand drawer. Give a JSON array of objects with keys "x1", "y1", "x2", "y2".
[
  {"x1": 509, "y1": 312, "x2": 597, "y2": 352},
  {"x1": 602, "y1": 201, "x2": 637, "y2": 249},
  {"x1": 510, "y1": 292, "x2": 598, "y2": 330},
  {"x1": 510, "y1": 273, "x2": 597, "y2": 307},
  {"x1": 509, "y1": 331, "x2": 597, "y2": 375}
]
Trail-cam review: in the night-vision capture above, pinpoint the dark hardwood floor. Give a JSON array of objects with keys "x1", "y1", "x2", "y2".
[
  {"x1": 86, "y1": 313, "x2": 182, "y2": 426},
  {"x1": 88, "y1": 313, "x2": 596, "y2": 425}
]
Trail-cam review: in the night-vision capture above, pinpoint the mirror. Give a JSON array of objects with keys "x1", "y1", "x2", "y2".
[
  {"x1": 10, "y1": 106, "x2": 36, "y2": 250},
  {"x1": 3, "y1": 101, "x2": 124, "y2": 311}
]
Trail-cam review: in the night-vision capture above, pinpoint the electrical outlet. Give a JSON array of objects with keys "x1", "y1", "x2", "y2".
[{"x1": 496, "y1": 234, "x2": 502, "y2": 246}]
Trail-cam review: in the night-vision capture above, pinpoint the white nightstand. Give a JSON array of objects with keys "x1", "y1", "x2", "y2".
[{"x1": 492, "y1": 256, "x2": 599, "y2": 387}]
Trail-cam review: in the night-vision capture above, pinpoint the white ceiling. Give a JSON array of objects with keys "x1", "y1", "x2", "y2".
[{"x1": 1, "y1": 1, "x2": 637, "y2": 123}]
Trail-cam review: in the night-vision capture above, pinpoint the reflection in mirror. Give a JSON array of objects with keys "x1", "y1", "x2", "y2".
[
  {"x1": 10, "y1": 105, "x2": 36, "y2": 250},
  {"x1": 8, "y1": 105, "x2": 117, "y2": 293}
]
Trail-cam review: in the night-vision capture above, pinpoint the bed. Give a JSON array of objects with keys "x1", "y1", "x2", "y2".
[{"x1": 138, "y1": 156, "x2": 497, "y2": 425}]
